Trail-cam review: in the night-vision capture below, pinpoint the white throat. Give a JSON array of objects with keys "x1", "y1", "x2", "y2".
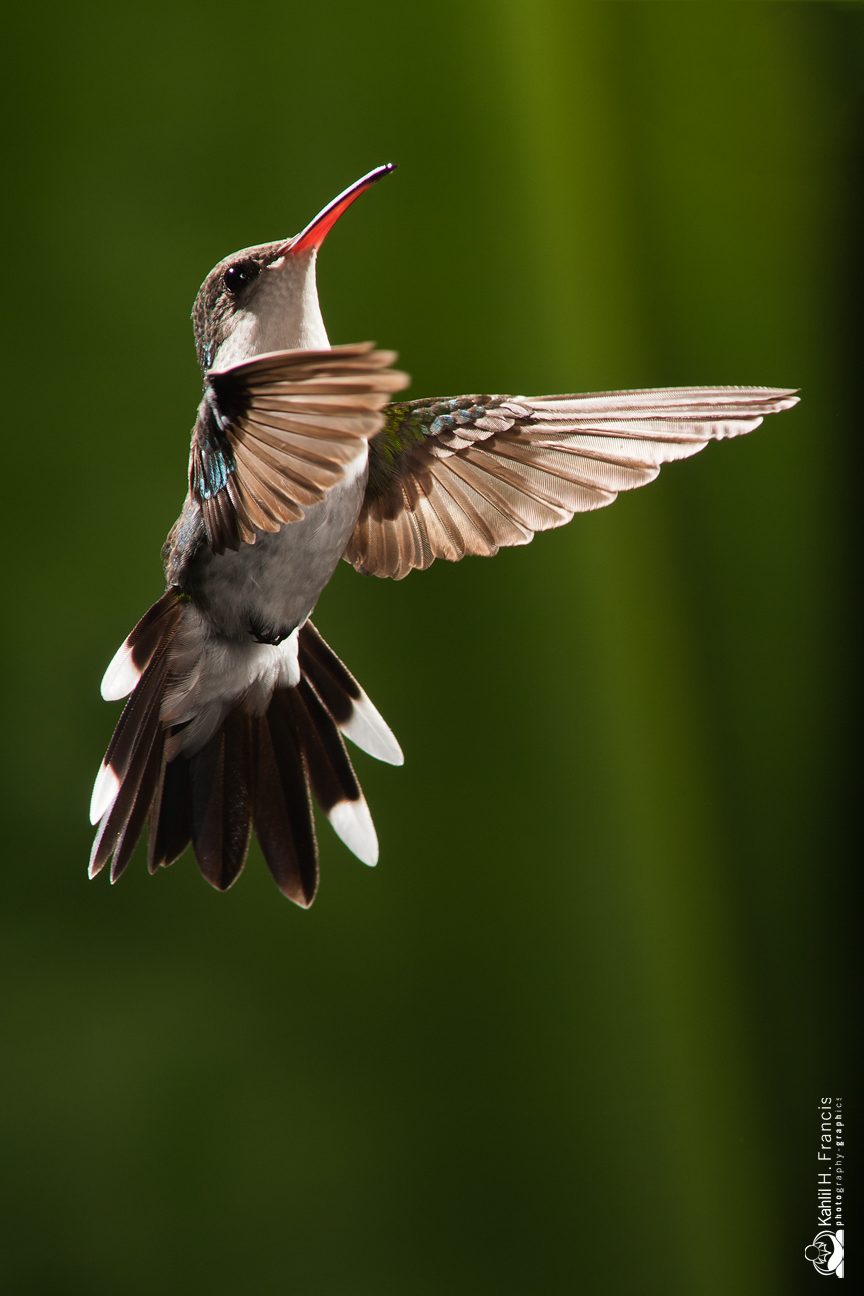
[{"x1": 213, "y1": 248, "x2": 329, "y2": 368}]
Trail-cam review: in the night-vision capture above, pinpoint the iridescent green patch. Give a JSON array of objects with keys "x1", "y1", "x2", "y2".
[
  {"x1": 367, "y1": 398, "x2": 489, "y2": 499},
  {"x1": 367, "y1": 403, "x2": 437, "y2": 497}
]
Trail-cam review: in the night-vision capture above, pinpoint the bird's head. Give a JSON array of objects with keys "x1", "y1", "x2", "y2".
[{"x1": 192, "y1": 164, "x2": 395, "y2": 373}]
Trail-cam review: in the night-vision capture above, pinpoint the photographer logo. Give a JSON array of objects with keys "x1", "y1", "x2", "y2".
[{"x1": 805, "y1": 1230, "x2": 844, "y2": 1279}]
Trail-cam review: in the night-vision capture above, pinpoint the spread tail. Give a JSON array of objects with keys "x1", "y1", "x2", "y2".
[{"x1": 90, "y1": 593, "x2": 402, "y2": 905}]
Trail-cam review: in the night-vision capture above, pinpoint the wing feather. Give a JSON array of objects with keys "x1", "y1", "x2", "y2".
[
  {"x1": 429, "y1": 464, "x2": 501, "y2": 555},
  {"x1": 346, "y1": 386, "x2": 798, "y2": 577},
  {"x1": 191, "y1": 343, "x2": 409, "y2": 555}
]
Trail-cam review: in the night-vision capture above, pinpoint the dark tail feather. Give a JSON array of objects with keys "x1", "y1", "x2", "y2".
[
  {"x1": 110, "y1": 732, "x2": 165, "y2": 883},
  {"x1": 101, "y1": 650, "x2": 170, "y2": 789},
  {"x1": 91, "y1": 614, "x2": 391, "y2": 901},
  {"x1": 298, "y1": 621, "x2": 404, "y2": 766},
  {"x1": 100, "y1": 588, "x2": 185, "y2": 701},
  {"x1": 254, "y1": 707, "x2": 318, "y2": 906},
  {"x1": 90, "y1": 594, "x2": 184, "y2": 882},
  {"x1": 189, "y1": 710, "x2": 254, "y2": 891},
  {"x1": 268, "y1": 678, "x2": 377, "y2": 868},
  {"x1": 278, "y1": 680, "x2": 362, "y2": 811},
  {"x1": 89, "y1": 681, "x2": 165, "y2": 880},
  {"x1": 298, "y1": 622, "x2": 362, "y2": 725},
  {"x1": 147, "y1": 752, "x2": 191, "y2": 873}
]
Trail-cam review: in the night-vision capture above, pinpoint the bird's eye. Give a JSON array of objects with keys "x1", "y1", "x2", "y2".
[{"x1": 224, "y1": 261, "x2": 261, "y2": 296}]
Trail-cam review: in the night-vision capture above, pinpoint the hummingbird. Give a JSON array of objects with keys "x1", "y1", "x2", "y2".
[{"x1": 89, "y1": 163, "x2": 799, "y2": 905}]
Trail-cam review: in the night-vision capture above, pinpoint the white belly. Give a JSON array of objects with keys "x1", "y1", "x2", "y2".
[{"x1": 186, "y1": 455, "x2": 368, "y2": 641}]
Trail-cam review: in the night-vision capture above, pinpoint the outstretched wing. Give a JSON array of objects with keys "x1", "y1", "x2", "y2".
[
  {"x1": 344, "y1": 386, "x2": 799, "y2": 579},
  {"x1": 191, "y1": 343, "x2": 409, "y2": 555}
]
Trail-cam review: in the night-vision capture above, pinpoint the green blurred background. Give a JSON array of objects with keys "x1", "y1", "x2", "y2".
[{"x1": 1, "y1": 2, "x2": 859, "y2": 1292}]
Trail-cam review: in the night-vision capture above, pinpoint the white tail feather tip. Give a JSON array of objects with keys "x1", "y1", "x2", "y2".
[
  {"x1": 90, "y1": 763, "x2": 121, "y2": 826},
  {"x1": 88, "y1": 816, "x2": 109, "y2": 878},
  {"x1": 340, "y1": 692, "x2": 404, "y2": 766},
  {"x1": 328, "y1": 797, "x2": 379, "y2": 866},
  {"x1": 101, "y1": 642, "x2": 142, "y2": 701}
]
